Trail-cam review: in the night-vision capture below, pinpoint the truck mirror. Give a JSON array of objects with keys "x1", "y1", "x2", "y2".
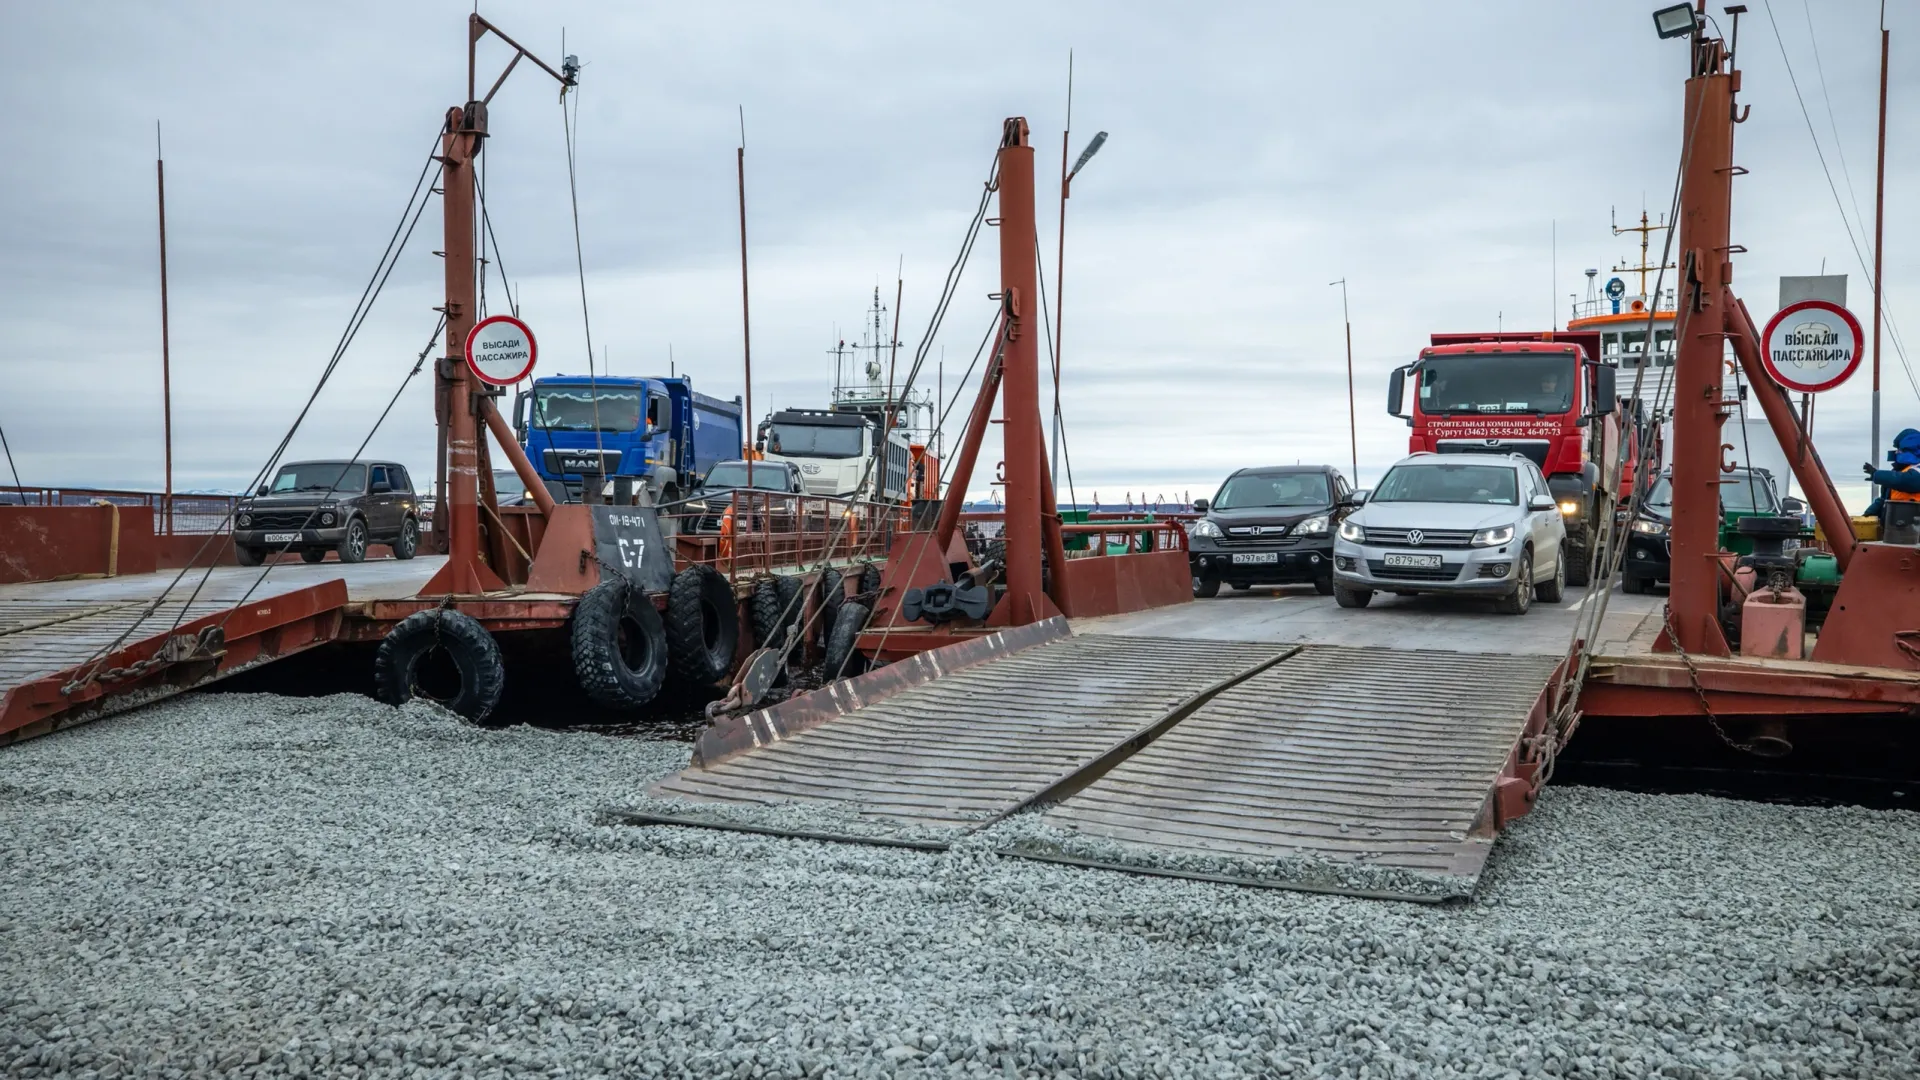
[
  {"x1": 1593, "y1": 364, "x2": 1617, "y2": 414},
  {"x1": 512, "y1": 390, "x2": 527, "y2": 440},
  {"x1": 1387, "y1": 368, "x2": 1406, "y2": 417}
]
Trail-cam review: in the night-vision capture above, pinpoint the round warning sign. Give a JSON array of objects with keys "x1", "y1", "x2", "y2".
[
  {"x1": 463, "y1": 314, "x2": 538, "y2": 386},
  {"x1": 1760, "y1": 299, "x2": 1863, "y2": 393}
]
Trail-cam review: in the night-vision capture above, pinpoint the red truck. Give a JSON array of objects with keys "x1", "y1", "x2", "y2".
[{"x1": 1388, "y1": 331, "x2": 1645, "y2": 585}]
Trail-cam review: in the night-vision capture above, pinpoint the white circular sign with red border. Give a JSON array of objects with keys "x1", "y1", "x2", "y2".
[
  {"x1": 1760, "y1": 299, "x2": 1863, "y2": 393},
  {"x1": 464, "y1": 314, "x2": 538, "y2": 386}
]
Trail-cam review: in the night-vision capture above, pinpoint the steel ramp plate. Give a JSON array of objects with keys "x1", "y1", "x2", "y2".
[
  {"x1": 647, "y1": 634, "x2": 1288, "y2": 835},
  {"x1": 1012, "y1": 646, "x2": 1561, "y2": 900}
]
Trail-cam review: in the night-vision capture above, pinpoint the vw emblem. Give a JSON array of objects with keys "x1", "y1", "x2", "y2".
[{"x1": 1407, "y1": 529, "x2": 1425, "y2": 546}]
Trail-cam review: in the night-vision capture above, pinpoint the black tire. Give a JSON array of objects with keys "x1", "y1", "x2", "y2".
[
  {"x1": 373, "y1": 609, "x2": 505, "y2": 722},
  {"x1": 1496, "y1": 551, "x2": 1535, "y2": 615},
  {"x1": 815, "y1": 568, "x2": 845, "y2": 644},
  {"x1": 823, "y1": 601, "x2": 870, "y2": 679},
  {"x1": 235, "y1": 545, "x2": 265, "y2": 567},
  {"x1": 1230, "y1": 582, "x2": 1251, "y2": 592},
  {"x1": 751, "y1": 577, "x2": 785, "y2": 648},
  {"x1": 392, "y1": 516, "x2": 419, "y2": 560},
  {"x1": 1314, "y1": 574, "x2": 1335, "y2": 596},
  {"x1": 571, "y1": 579, "x2": 668, "y2": 710},
  {"x1": 1621, "y1": 571, "x2": 1648, "y2": 595},
  {"x1": 1537, "y1": 548, "x2": 1566, "y2": 604},
  {"x1": 1333, "y1": 584, "x2": 1372, "y2": 609},
  {"x1": 857, "y1": 563, "x2": 882, "y2": 598},
  {"x1": 774, "y1": 574, "x2": 804, "y2": 637},
  {"x1": 1563, "y1": 518, "x2": 1591, "y2": 587},
  {"x1": 665, "y1": 565, "x2": 739, "y2": 685},
  {"x1": 1193, "y1": 573, "x2": 1221, "y2": 599},
  {"x1": 300, "y1": 548, "x2": 327, "y2": 564},
  {"x1": 337, "y1": 516, "x2": 369, "y2": 564}
]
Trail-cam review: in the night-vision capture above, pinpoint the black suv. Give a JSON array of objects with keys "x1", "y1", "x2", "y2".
[
  {"x1": 1188, "y1": 465, "x2": 1352, "y2": 597},
  {"x1": 1621, "y1": 466, "x2": 1796, "y2": 593},
  {"x1": 233, "y1": 459, "x2": 422, "y2": 566},
  {"x1": 687, "y1": 459, "x2": 807, "y2": 533}
]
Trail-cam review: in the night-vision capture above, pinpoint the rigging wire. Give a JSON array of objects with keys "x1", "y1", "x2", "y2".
[
  {"x1": 1759, "y1": 0, "x2": 1917, "y2": 401},
  {"x1": 1032, "y1": 230, "x2": 1078, "y2": 512},
  {"x1": 0, "y1": 413, "x2": 23, "y2": 493},
  {"x1": 561, "y1": 80, "x2": 608, "y2": 482},
  {"x1": 1800, "y1": 0, "x2": 1875, "y2": 245}
]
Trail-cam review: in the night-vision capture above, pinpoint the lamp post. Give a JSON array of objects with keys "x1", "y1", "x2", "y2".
[
  {"x1": 1331, "y1": 279, "x2": 1358, "y2": 486},
  {"x1": 1053, "y1": 85, "x2": 1107, "y2": 491}
]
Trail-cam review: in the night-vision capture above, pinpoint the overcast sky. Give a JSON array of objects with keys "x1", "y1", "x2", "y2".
[{"x1": 1, "y1": 1, "x2": 1912, "y2": 509}]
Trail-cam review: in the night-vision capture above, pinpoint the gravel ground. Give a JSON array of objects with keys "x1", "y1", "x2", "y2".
[{"x1": 4, "y1": 692, "x2": 1918, "y2": 1079}]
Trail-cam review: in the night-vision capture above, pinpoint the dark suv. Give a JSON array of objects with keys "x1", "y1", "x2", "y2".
[
  {"x1": 233, "y1": 459, "x2": 422, "y2": 566},
  {"x1": 1621, "y1": 466, "x2": 1795, "y2": 593},
  {"x1": 1188, "y1": 465, "x2": 1352, "y2": 597},
  {"x1": 687, "y1": 459, "x2": 807, "y2": 533}
]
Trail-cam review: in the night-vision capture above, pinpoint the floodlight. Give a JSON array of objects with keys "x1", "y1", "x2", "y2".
[
  {"x1": 1652, "y1": 4, "x2": 1699, "y2": 38},
  {"x1": 1067, "y1": 131, "x2": 1109, "y2": 183}
]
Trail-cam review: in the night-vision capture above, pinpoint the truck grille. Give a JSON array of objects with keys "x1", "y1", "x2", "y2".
[
  {"x1": 1366, "y1": 559, "x2": 1460, "y2": 582},
  {"x1": 1365, "y1": 528, "x2": 1475, "y2": 548},
  {"x1": 543, "y1": 449, "x2": 622, "y2": 476}
]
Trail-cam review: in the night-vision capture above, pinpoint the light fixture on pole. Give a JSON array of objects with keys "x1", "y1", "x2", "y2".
[
  {"x1": 1067, "y1": 131, "x2": 1107, "y2": 185},
  {"x1": 1052, "y1": 54, "x2": 1109, "y2": 495},
  {"x1": 1652, "y1": 3, "x2": 1699, "y2": 38},
  {"x1": 1331, "y1": 279, "x2": 1358, "y2": 486}
]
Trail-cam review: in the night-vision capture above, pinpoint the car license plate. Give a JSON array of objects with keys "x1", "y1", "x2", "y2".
[
  {"x1": 263, "y1": 532, "x2": 299, "y2": 543},
  {"x1": 1383, "y1": 553, "x2": 1442, "y2": 569},
  {"x1": 1231, "y1": 553, "x2": 1278, "y2": 564}
]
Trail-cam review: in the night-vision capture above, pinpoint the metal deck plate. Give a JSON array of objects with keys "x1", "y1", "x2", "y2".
[
  {"x1": 1022, "y1": 645, "x2": 1561, "y2": 897},
  {"x1": 648, "y1": 634, "x2": 1288, "y2": 832}
]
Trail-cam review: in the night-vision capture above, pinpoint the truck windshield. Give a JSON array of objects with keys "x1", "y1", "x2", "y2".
[
  {"x1": 1645, "y1": 473, "x2": 1776, "y2": 514},
  {"x1": 1418, "y1": 354, "x2": 1575, "y2": 415},
  {"x1": 767, "y1": 423, "x2": 862, "y2": 459},
  {"x1": 532, "y1": 387, "x2": 642, "y2": 432},
  {"x1": 705, "y1": 463, "x2": 794, "y2": 491},
  {"x1": 268, "y1": 462, "x2": 365, "y2": 494},
  {"x1": 1373, "y1": 463, "x2": 1518, "y2": 506},
  {"x1": 1214, "y1": 472, "x2": 1330, "y2": 509}
]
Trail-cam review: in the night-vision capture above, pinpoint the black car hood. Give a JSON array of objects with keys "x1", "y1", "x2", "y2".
[
  {"x1": 242, "y1": 492, "x2": 350, "y2": 508},
  {"x1": 1206, "y1": 505, "x2": 1331, "y2": 529}
]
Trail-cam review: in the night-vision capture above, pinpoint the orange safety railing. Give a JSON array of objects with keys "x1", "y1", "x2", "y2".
[{"x1": 662, "y1": 490, "x2": 909, "y2": 586}]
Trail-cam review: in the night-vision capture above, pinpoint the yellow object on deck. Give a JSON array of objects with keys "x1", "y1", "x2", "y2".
[{"x1": 1818, "y1": 515, "x2": 1880, "y2": 544}]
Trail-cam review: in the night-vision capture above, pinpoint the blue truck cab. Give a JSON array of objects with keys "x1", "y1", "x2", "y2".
[{"x1": 513, "y1": 375, "x2": 744, "y2": 504}]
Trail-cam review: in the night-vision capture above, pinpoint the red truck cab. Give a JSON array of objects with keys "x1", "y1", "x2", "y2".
[{"x1": 1388, "y1": 332, "x2": 1627, "y2": 584}]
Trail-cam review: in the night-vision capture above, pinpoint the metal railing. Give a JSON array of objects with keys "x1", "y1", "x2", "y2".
[
  {"x1": 0, "y1": 486, "x2": 239, "y2": 534},
  {"x1": 662, "y1": 490, "x2": 909, "y2": 585}
]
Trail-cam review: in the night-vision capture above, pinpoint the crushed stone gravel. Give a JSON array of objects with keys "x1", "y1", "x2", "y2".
[{"x1": 4, "y1": 691, "x2": 1918, "y2": 1079}]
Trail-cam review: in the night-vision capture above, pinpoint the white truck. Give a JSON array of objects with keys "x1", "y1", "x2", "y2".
[{"x1": 758, "y1": 408, "x2": 910, "y2": 502}]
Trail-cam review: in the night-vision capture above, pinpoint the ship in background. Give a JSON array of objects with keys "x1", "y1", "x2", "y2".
[{"x1": 1567, "y1": 209, "x2": 1678, "y2": 415}]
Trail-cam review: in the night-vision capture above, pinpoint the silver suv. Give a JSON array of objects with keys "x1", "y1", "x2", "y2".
[{"x1": 1330, "y1": 452, "x2": 1567, "y2": 615}]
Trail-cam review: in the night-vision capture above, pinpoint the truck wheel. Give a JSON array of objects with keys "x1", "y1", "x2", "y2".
[
  {"x1": 1496, "y1": 552, "x2": 1535, "y2": 615},
  {"x1": 1563, "y1": 519, "x2": 1592, "y2": 587},
  {"x1": 300, "y1": 549, "x2": 327, "y2": 564},
  {"x1": 374, "y1": 609, "x2": 505, "y2": 722},
  {"x1": 392, "y1": 516, "x2": 419, "y2": 560},
  {"x1": 1333, "y1": 584, "x2": 1372, "y2": 609},
  {"x1": 1621, "y1": 571, "x2": 1648, "y2": 595},
  {"x1": 1536, "y1": 550, "x2": 1566, "y2": 603},
  {"x1": 1193, "y1": 572, "x2": 1221, "y2": 599},
  {"x1": 571, "y1": 579, "x2": 668, "y2": 710},
  {"x1": 665, "y1": 565, "x2": 739, "y2": 685},
  {"x1": 823, "y1": 601, "x2": 870, "y2": 679},
  {"x1": 235, "y1": 544, "x2": 265, "y2": 567},
  {"x1": 336, "y1": 517, "x2": 369, "y2": 564}
]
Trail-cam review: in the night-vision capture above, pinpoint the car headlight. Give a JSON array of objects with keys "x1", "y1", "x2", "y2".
[
  {"x1": 319, "y1": 512, "x2": 337, "y2": 526},
  {"x1": 1472, "y1": 524, "x2": 1516, "y2": 547},
  {"x1": 1632, "y1": 519, "x2": 1668, "y2": 536},
  {"x1": 1296, "y1": 515, "x2": 1329, "y2": 535},
  {"x1": 236, "y1": 512, "x2": 251, "y2": 527},
  {"x1": 1188, "y1": 519, "x2": 1222, "y2": 538},
  {"x1": 1558, "y1": 501, "x2": 1580, "y2": 516},
  {"x1": 1338, "y1": 519, "x2": 1366, "y2": 543}
]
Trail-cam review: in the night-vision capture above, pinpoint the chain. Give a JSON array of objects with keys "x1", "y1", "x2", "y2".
[
  {"x1": 1660, "y1": 604, "x2": 1762, "y2": 755},
  {"x1": 58, "y1": 626, "x2": 225, "y2": 696}
]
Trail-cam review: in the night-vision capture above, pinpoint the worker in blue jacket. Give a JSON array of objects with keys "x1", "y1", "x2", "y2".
[{"x1": 1863, "y1": 428, "x2": 1920, "y2": 517}]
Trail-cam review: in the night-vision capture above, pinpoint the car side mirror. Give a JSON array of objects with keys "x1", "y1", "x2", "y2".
[
  {"x1": 1529, "y1": 494, "x2": 1557, "y2": 512},
  {"x1": 256, "y1": 485, "x2": 270, "y2": 497},
  {"x1": 370, "y1": 480, "x2": 393, "y2": 494},
  {"x1": 1346, "y1": 490, "x2": 1369, "y2": 507},
  {"x1": 1781, "y1": 496, "x2": 1808, "y2": 516},
  {"x1": 1192, "y1": 498, "x2": 1210, "y2": 512}
]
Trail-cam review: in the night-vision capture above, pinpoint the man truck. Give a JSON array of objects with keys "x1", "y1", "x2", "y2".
[
  {"x1": 1388, "y1": 331, "x2": 1650, "y2": 585},
  {"x1": 513, "y1": 375, "x2": 743, "y2": 506}
]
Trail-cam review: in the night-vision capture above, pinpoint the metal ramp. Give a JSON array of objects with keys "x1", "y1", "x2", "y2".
[
  {"x1": 1008, "y1": 647, "x2": 1562, "y2": 900},
  {"x1": 648, "y1": 631, "x2": 1289, "y2": 830},
  {"x1": 638, "y1": 631, "x2": 1564, "y2": 900}
]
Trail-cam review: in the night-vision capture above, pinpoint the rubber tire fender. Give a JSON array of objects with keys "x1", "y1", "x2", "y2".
[
  {"x1": 823, "y1": 601, "x2": 870, "y2": 680},
  {"x1": 751, "y1": 577, "x2": 785, "y2": 648},
  {"x1": 773, "y1": 574, "x2": 804, "y2": 637},
  {"x1": 665, "y1": 565, "x2": 739, "y2": 685},
  {"x1": 572, "y1": 579, "x2": 669, "y2": 710},
  {"x1": 373, "y1": 608, "x2": 505, "y2": 722},
  {"x1": 857, "y1": 562, "x2": 882, "y2": 598},
  {"x1": 815, "y1": 568, "x2": 846, "y2": 645}
]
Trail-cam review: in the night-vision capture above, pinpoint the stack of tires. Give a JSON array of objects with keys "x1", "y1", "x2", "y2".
[{"x1": 574, "y1": 566, "x2": 738, "y2": 712}]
